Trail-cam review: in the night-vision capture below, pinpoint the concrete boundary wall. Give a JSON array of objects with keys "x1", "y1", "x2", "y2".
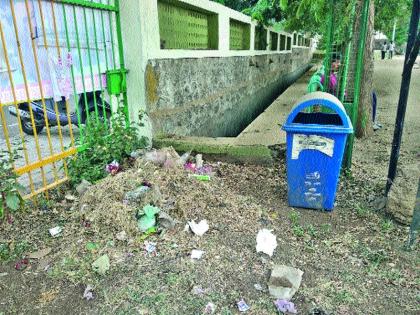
[{"x1": 120, "y1": 0, "x2": 314, "y2": 140}]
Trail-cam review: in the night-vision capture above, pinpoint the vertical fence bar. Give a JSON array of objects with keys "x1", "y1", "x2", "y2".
[
  {"x1": 72, "y1": 5, "x2": 91, "y2": 125},
  {"x1": 60, "y1": 1, "x2": 85, "y2": 142},
  {"x1": 114, "y1": 0, "x2": 129, "y2": 124},
  {"x1": 82, "y1": 7, "x2": 99, "y2": 123},
  {"x1": 23, "y1": 0, "x2": 60, "y2": 182},
  {"x1": 36, "y1": 0, "x2": 69, "y2": 177},
  {"x1": 90, "y1": 6, "x2": 108, "y2": 127},
  {"x1": 50, "y1": 0, "x2": 76, "y2": 147},
  {"x1": 9, "y1": 0, "x2": 49, "y2": 193},
  {"x1": 0, "y1": 22, "x2": 36, "y2": 193},
  {"x1": 100, "y1": 0, "x2": 113, "y2": 116}
]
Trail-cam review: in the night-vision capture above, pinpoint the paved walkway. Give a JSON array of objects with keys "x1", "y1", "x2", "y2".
[{"x1": 235, "y1": 67, "x2": 315, "y2": 146}]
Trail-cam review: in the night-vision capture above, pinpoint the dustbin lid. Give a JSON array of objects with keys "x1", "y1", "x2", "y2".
[{"x1": 282, "y1": 92, "x2": 353, "y2": 134}]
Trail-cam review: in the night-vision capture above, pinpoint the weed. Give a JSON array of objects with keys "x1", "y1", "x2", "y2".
[
  {"x1": 355, "y1": 204, "x2": 370, "y2": 217},
  {"x1": 67, "y1": 109, "x2": 148, "y2": 185},
  {"x1": 288, "y1": 209, "x2": 300, "y2": 225},
  {"x1": 306, "y1": 224, "x2": 318, "y2": 238},
  {"x1": 381, "y1": 219, "x2": 394, "y2": 233},
  {"x1": 321, "y1": 223, "x2": 332, "y2": 234},
  {"x1": 293, "y1": 225, "x2": 305, "y2": 237},
  {"x1": 0, "y1": 149, "x2": 24, "y2": 220},
  {"x1": 0, "y1": 240, "x2": 31, "y2": 262},
  {"x1": 334, "y1": 289, "x2": 354, "y2": 304}
]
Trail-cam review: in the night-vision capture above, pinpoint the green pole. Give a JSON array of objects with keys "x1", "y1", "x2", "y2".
[
  {"x1": 344, "y1": 0, "x2": 370, "y2": 169},
  {"x1": 339, "y1": 0, "x2": 357, "y2": 103},
  {"x1": 323, "y1": 0, "x2": 335, "y2": 92},
  {"x1": 114, "y1": 0, "x2": 130, "y2": 126},
  {"x1": 61, "y1": 3, "x2": 84, "y2": 142},
  {"x1": 82, "y1": 7, "x2": 99, "y2": 123}
]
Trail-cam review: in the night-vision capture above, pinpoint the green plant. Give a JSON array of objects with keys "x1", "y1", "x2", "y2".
[
  {"x1": 0, "y1": 241, "x2": 31, "y2": 262},
  {"x1": 0, "y1": 150, "x2": 23, "y2": 220},
  {"x1": 293, "y1": 225, "x2": 305, "y2": 237},
  {"x1": 288, "y1": 209, "x2": 300, "y2": 225},
  {"x1": 381, "y1": 219, "x2": 394, "y2": 233},
  {"x1": 67, "y1": 109, "x2": 147, "y2": 185},
  {"x1": 355, "y1": 203, "x2": 370, "y2": 218}
]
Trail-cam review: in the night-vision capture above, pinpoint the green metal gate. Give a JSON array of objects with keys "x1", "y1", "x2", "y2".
[{"x1": 0, "y1": 0, "x2": 128, "y2": 198}]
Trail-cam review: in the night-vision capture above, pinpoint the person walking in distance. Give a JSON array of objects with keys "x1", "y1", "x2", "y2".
[
  {"x1": 381, "y1": 41, "x2": 387, "y2": 60},
  {"x1": 389, "y1": 41, "x2": 395, "y2": 59}
]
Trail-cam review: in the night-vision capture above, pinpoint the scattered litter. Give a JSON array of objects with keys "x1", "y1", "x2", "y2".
[
  {"x1": 184, "y1": 161, "x2": 196, "y2": 172},
  {"x1": 141, "y1": 180, "x2": 152, "y2": 188},
  {"x1": 196, "y1": 165, "x2": 213, "y2": 176},
  {"x1": 76, "y1": 179, "x2": 92, "y2": 196},
  {"x1": 116, "y1": 230, "x2": 127, "y2": 241},
  {"x1": 309, "y1": 307, "x2": 331, "y2": 315},
  {"x1": 86, "y1": 242, "x2": 99, "y2": 251},
  {"x1": 204, "y1": 302, "x2": 216, "y2": 314},
  {"x1": 15, "y1": 258, "x2": 29, "y2": 271},
  {"x1": 256, "y1": 229, "x2": 278, "y2": 257},
  {"x1": 137, "y1": 204, "x2": 161, "y2": 232},
  {"x1": 159, "y1": 211, "x2": 177, "y2": 229},
  {"x1": 190, "y1": 174, "x2": 211, "y2": 181},
  {"x1": 144, "y1": 241, "x2": 157, "y2": 256},
  {"x1": 191, "y1": 286, "x2": 207, "y2": 296},
  {"x1": 28, "y1": 248, "x2": 52, "y2": 259},
  {"x1": 49, "y1": 226, "x2": 62, "y2": 237},
  {"x1": 124, "y1": 185, "x2": 150, "y2": 205},
  {"x1": 274, "y1": 299, "x2": 297, "y2": 314},
  {"x1": 7, "y1": 214, "x2": 14, "y2": 224},
  {"x1": 191, "y1": 249, "x2": 204, "y2": 260},
  {"x1": 188, "y1": 219, "x2": 209, "y2": 236},
  {"x1": 65, "y1": 194, "x2": 77, "y2": 202},
  {"x1": 92, "y1": 255, "x2": 110, "y2": 275},
  {"x1": 268, "y1": 265, "x2": 304, "y2": 300},
  {"x1": 105, "y1": 160, "x2": 121, "y2": 175},
  {"x1": 184, "y1": 224, "x2": 190, "y2": 232},
  {"x1": 254, "y1": 283, "x2": 264, "y2": 291},
  {"x1": 144, "y1": 147, "x2": 185, "y2": 168},
  {"x1": 144, "y1": 149, "x2": 167, "y2": 166},
  {"x1": 237, "y1": 299, "x2": 250, "y2": 312},
  {"x1": 196, "y1": 154, "x2": 203, "y2": 169},
  {"x1": 83, "y1": 285, "x2": 95, "y2": 301}
]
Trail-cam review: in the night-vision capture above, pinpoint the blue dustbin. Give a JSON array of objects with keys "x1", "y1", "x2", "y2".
[{"x1": 282, "y1": 92, "x2": 353, "y2": 211}]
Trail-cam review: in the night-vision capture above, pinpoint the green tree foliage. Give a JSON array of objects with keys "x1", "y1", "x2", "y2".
[
  {"x1": 374, "y1": 0, "x2": 412, "y2": 45},
  {"x1": 213, "y1": 0, "x2": 413, "y2": 46}
]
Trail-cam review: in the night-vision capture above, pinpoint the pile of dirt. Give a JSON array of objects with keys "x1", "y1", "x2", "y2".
[{"x1": 75, "y1": 152, "x2": 262, "y2": 240}]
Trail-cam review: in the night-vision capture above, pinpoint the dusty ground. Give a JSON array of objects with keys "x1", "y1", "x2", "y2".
[{"x1": 0, "y1": 58, "x2": 419, "y2": 315}]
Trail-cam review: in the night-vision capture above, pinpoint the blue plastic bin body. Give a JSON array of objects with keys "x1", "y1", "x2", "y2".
[{"x1": 282, "y1": 92, "x2": 353, "y2": 211}]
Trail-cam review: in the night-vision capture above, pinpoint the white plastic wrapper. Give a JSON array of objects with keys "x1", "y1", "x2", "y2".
[{"x1": 256, "y1": 229, "x2": 278, "y2": 257}]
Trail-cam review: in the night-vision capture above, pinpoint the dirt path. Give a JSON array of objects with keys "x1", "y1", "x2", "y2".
[{"x1": 353, "y1": 56, "x2": 420, "y2": 172}]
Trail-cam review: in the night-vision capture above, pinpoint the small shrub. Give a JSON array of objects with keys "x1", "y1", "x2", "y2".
[
  {"x1": 288, "y1": 210, "x2": 300, "y2": 225},
  {"x1": 67, "y1": 109, "x2": 148, "y2": 185},
  {"x1": 0, "y1": 150, "x2": 23, "y2": 220}
]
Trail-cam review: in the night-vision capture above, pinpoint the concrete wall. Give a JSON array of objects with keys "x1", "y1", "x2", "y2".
[
  {"x1": 146, "y1": 47, "x2": 312, "y2": 137},
  {"x1": 120, "y1": 0, "x2": 314, "y2": 139}
]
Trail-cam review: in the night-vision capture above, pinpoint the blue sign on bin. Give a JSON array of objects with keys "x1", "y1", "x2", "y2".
[{"x1": 282, "y1": 92, "x2": 353, "y2": 211}]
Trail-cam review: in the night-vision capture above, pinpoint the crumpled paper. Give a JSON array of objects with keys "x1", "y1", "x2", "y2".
[{"x1": 256, "y1": 229, "x2": 278, "y2": 256}]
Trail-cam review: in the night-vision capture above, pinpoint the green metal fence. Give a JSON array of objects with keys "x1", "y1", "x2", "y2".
[
  {"x1": 158, "y1": 0, "x2": 218, "y2": 50},
  {"x1": 0, "y1": 0, "x2": 128, "y2": 198},
  {"x1": 230, "y1": 19, "x2": 251, "y2": 50}
]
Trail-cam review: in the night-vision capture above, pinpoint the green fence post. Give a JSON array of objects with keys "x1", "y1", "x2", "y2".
[
  {"x1": 343, "y1": 0, "x2": 370, "y2": 170},
  {"x1": 114, "y1": 0, "x2": 130, "y2": 126}
]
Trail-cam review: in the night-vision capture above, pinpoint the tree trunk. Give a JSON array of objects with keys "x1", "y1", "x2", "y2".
[{"x1": 347, "y1": 0, "x2": 375, "y2": 138}]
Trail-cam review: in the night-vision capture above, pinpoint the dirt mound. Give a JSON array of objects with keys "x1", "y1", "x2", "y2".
[{"x1": 76, "y1": 157, "x2": 261, "y2": 239}]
